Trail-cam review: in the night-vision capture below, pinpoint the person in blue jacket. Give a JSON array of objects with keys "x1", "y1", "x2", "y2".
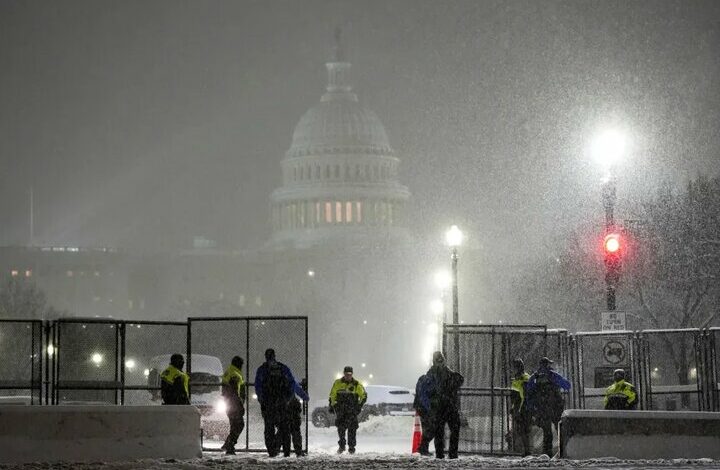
[
  {"x1": 255, "y1": 348, "x2": 309, "y2": 457},
  {"x1": 413, "y1": 373, "x2": 434, "y2": 456},
  {"x1": 526, "y1": 356, "x2": 571, "y2": 457}
]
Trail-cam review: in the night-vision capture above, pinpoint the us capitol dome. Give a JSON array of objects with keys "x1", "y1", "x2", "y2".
[{"x1": 269, "y1": 42, "x2": 411, "y2": 249}]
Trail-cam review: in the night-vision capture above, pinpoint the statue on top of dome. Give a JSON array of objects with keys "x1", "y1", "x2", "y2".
[{"x1": 332, "y1": 26, "x2": 346, "y2": 63}]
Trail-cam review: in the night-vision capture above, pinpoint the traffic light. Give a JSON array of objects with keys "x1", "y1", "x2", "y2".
[
  {"x1": 603, "y1": 232, "x2": 622, "y2": 311},
  {"x1": 604, "y1": 233, "x2": 621, "y2": 255}
]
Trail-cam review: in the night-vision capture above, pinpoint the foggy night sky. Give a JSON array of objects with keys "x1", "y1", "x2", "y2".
[{"x1": 1, "y1": 0, "x2": 719, "y2": 264}]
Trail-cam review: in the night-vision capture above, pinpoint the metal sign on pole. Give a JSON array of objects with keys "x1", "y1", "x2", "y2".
[{"x1": 601, "y1": 311, "x2": 626, "y2": 331}]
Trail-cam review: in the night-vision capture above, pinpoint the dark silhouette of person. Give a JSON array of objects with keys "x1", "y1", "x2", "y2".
[
  {"x1": 255, "y1": 348, "x2": 309, "y2": 457},
  {"x1": 419, "y1": 351, "x2": 464, "y2": 459},
  {"x1": 526, "y1": 357, "x2": 571, "y2": 457}
]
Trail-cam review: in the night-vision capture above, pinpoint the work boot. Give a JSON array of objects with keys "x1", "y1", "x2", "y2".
[
  {"x1": 337, "y1": 446, "x2": 345, "y2": 454},
  {"x1": 296, "y1": 451, "x2": 307, "y2": 457},
  {"x1": 225, "y1": 447, "x2": 236, "y2": 455},
  {"x1": 348, "y1": 447, "x2": 356, "y2": 454}
]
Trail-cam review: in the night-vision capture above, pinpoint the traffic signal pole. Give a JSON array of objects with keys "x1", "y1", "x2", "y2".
[{"x1": 602, "y1": 176, "x2": 619, "y2": 311}]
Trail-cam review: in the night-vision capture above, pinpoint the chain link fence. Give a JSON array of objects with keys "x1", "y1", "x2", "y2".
[
  {"x1": 0, "y1": 320, "x2": 43, "y2": 405},
  {"x1": 442, "y1": 324, "x2": 560, "y2": 455},
  {"x1": 188, "y1": 316, "x2": 308, "y2": 452},
  {"x1": 51, "y1": 319, "x2": 186, "y2": 405}
]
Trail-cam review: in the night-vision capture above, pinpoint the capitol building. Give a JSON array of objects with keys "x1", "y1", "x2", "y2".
[
  {"x1": 0, "y1": 42, "x2": 426, "y2": 390},
  {"x1": 270, "y1": 48, "x2": 410, "y2": 249}
]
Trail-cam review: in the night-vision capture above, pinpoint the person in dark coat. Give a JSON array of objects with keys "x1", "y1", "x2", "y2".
[
  {"x1": 508, "y1": 358, "x2": 531, "y2": 456},
  {"x1": 287, "y1": 378, "x2": 308, "y2": 457},
  {"x1": 160, "y1": 353, "x2": 190, "y2": 405},
  {"x1": 419, "y1": 351, "x2": 464, "y2": 459},
  {"x1": 255, "y1": 348, "x2": 309, "y2": 457},
  {"x1": 526, "y1": 356, "x2": 571, "y2": 457},
  {"x1": 220, "y1": 356, "x2": 245, "y2": 455}
]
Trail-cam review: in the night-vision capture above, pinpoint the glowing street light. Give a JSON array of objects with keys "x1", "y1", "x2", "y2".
[
  {"x1": 91, "y1": 353, "x2": 104, "y2": 366},
  {"x1": 125, "y1": 359, "x2": 136, "y2": 370},
  {"x1": 434, "y1": 270, "x2": 451, "y2": 290},
  {"x1": 591, "y1": 129, "x2": 626, "y2": 170}
]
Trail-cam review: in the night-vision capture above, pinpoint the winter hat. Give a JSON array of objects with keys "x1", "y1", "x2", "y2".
[
  {"x1": 265, "y1": 348, "x2": 276, "y2": 362},
  {"x1": 432, "y1": 351, "x2": 446, "y2": 365},
  {"x1": 343, "y1": 366, "x2": 353, "y2": 374},
  {"x1": 539, "y1": 357, "x2": 554, "y2": 366}
]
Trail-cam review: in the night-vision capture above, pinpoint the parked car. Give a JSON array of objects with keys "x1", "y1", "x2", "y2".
[{"x1": 311, "y1": 384, "x2": 414, "y2": 428}]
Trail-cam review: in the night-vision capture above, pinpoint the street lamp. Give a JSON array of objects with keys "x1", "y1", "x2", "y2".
[
  {"x1": 445, "y1": 225, "x2": 463, "y2": 325},
  {"x1": 445, "y1": 225, "x2": 462, "y2": 369},
  {"x1": 591, "y1": 129, "x2": 626, "y2": 311}
]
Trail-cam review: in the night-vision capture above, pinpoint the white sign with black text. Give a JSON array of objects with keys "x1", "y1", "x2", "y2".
[{"x1": 601, "y1": 311, "x2": 627, "y2": 331}]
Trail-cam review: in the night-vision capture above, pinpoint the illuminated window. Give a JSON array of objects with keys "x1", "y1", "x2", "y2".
[
  {"x1": 325, "y1": 202, "x2": 332, "y2": 223},
  {"x1": 336, "y1": 202, "x2": 343, "y2": 223},
  {"x1": 346, "y1": 202, "x2": 353, "y2": 223},
  {"x1": 25, "y1": 270, "x2": 32, "y2": 277},
  {"x1": 356, "y1": 202, "x2": 363, "y2": 223},
  {"x1": 10, "y1": 270, "x2": 18, "y2": 277},
  {"x1": 66, "y1": 270, "x2": 74, "y2": 277}
]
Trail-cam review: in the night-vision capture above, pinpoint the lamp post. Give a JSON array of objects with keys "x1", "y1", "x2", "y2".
[
  {"x1": 433, "y1": 269, "x2": 451, "y2": 353},
  {"x1": 445, "y1": 225, "x2": 463, "y2": 369},
  {"x1": 592, "y1": 129, "x2": 625, "y2": 311}
]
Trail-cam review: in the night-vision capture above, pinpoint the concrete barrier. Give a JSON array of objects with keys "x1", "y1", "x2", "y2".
[
  {"x1": 560, "y1": 409, "x2": 720, "y2": 459},
  {"x1": 0, "y1": 405, "x2": 202, "y2": 464}
]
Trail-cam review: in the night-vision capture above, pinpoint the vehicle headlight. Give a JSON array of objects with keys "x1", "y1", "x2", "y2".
[{"x1": 214, "y1": 399, "x2": 227, "y2": 414}]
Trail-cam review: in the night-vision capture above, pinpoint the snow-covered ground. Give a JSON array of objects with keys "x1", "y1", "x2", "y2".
[{"x1": 2, "y1": 416, "x2": 720, "y2": 469}]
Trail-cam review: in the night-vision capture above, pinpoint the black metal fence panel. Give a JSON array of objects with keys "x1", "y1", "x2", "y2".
[
  {"x1": 443, "y1": 324, "x2": 553, "y2": 455},
  {"x1": 52, "y1": 319, "x2": 187, "y2": 405},
  {"x1": 54, "y1": 319, "x2": 120, "y2": 404},
  {"x1": 188, "y1": 316, "x2": 308, "y2": 453},
  {"x1": 569, "y1": 331, "x2": 637, "y2": 410},
  {"x1": 121, "y1": 321, "x2": 187, "y2": 406},
  {"x1": 0, "y1": 320, "x2": 42, "y2": 405},
  {"x1": 639, "y1": 329, "x2": 704, "y2": 411},
  {"x1": 710, "y1": 328, "x2": 720, "y2": 411}
]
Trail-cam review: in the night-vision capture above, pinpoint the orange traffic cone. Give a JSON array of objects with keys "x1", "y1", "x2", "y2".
[{"x1": 411, "y1": 411, "x2": 423, "y2": 453}]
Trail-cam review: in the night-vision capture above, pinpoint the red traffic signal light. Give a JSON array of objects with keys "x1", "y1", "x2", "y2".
[{"x1": 604, "y1": 233, "x2": 621, "y2": 254}]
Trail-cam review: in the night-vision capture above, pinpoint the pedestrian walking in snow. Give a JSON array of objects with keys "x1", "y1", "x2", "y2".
[
  {"x1": 420, "y1": 351, "x2": 464, "y2": 459},
  {"x1": 329, "y1": 366, "x2": 367, "y2": 454},
  {"x1": 255, "y1": 348, "x2": 309, "y2": 457},
  {"x1": 220, "y1": 356, "x2": 245, "y2": 455},
  {"x1": 526, "y1": 356, "x2": 570, "y2": 457}
]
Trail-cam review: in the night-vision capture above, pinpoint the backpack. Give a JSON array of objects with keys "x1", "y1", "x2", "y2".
[
  {"x1": 527, "y1": 371, "x2": 563, "y2": 421},
  {"x1": 264, "y1": 362, "x2": 291, "y2": 405}
]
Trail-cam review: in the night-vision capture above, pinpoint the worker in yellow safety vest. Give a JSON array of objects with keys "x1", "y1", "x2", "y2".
[
  {"x1": 509, "y1": 358, "x2": 531, "y2": 456},
  {"x1": 604, "y1": 368, "x2": 638, "y2": 410},
  {"x1": 329, "y1": 366, "x2": 367, "y2": 454},
  {"x1": 221, "y1": 356, "x2": 246, "y2": 455},
  {"x1": 160, "y1": 353, "x2": 190, "y2": 405}
]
